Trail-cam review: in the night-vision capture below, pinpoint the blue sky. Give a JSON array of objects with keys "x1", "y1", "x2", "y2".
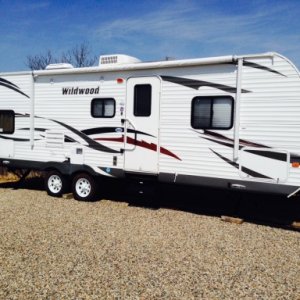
[{"x1": 0, "y1": 0, "x2": 300, "y2": 72}]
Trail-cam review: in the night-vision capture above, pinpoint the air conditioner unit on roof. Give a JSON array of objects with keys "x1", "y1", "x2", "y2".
[{"x1": 99, "y1": 54, "x2": 141, "y2": 66}]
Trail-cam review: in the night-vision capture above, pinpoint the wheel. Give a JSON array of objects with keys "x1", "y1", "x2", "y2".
[
  {"x1": 72, "y1": 173, "x2": 96, "y2": 201},
  {"x1": 45, "y1": 170, "x2": 68, "y2": 197}
]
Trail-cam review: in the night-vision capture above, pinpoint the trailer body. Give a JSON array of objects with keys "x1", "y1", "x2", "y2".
[{"x1": 1, "y1": 52, "x2": 300, "y2": 199}]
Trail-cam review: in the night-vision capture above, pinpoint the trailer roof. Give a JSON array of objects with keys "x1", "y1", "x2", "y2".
[{"x1": 1, "y1": 52, "x2": 298, "y2": 77}]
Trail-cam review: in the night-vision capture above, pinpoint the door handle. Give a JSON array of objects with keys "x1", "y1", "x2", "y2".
[{"x1": 122, "y1": 118, "x2": 137, "y2": 151}]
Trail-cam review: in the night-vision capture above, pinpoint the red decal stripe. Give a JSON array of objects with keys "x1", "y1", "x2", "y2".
[
  {"x1": 160, "y1": 146, "x2": 181, "y2": 161},
  {"x1": 94, "y1": 136, "x2": 181, "y2": 160}
]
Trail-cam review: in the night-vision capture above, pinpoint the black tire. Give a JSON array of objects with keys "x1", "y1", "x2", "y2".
[
  {"x1": 45, "y1": 170, "x2": 68, "y2": 197},
  {"x1": 72, "y1": 173, "x2": 96, "y2": 201}
]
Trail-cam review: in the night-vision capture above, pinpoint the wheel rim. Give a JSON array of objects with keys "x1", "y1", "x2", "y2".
[
  {"x1": 75, "y1": 178, "x2": 91, "y2": 198},
  {"x1": 48, "y1": 175, "x2": 63, "y2": 194}
]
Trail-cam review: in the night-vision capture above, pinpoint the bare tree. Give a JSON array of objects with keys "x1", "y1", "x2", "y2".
[
  {"x1": 62, "y1": 43, "x2": 97, "y2": 67},
  {"x1": 26, "y1": 50, "x2": 56, "y2": 71},
  {"x1": 26, "y1": 43, "x2": 97, "y2": 70}
]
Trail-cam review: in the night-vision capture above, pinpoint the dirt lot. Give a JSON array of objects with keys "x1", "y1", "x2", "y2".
[{"x1": 0, "y1": 179, "x2": 299, "y2": 299}]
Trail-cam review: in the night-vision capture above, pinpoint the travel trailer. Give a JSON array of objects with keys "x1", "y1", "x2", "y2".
[{"x1": 1, "y1": 52, "x2": 300, "y2": 200}]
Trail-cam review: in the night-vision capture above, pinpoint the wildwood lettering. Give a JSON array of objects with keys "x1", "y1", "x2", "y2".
[{"x1": 62, "y1": 86, "x2": 100, "y2": 95}]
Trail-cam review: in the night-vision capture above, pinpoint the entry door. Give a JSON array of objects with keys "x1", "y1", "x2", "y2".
[{"x1": 124, "y1": 77, "x2": 160, "y2": 173}]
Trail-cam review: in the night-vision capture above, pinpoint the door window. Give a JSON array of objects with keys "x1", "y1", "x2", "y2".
[{"x1": 134, "y1": 84, "x2": 152, "y2": 116}]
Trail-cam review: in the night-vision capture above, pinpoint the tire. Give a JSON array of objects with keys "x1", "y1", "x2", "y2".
[
  {"x1": 72, "y1": 173, "x2": 96, "y2": 201},
  {"x1": 45, "y1": 170, "x2": 68, "y2": 197}
]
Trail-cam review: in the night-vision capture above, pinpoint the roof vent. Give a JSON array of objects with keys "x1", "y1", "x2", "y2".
[
  {"x1": 99, "y1": 54, "x2": 141, "y2": 66},
  {"x1": 45, "y1": 63, "x2": 74, "y2": 70}
]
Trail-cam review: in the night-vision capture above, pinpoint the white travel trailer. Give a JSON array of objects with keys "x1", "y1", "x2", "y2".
[{"x1": 1, "y1": 52, "x2": 300, "y2": 200}]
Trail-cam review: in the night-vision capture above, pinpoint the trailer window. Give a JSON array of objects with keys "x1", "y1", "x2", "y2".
[
  {"x1": 0, "y1": 110, "x2": 14, "y2": 134},
  {"x1": 134, "y1": 84, "x2": 151, "y2": 116},
  {"x1": 91, "y1": 98, "x2": 115, "y2": 118},
  {"x1": 191, "y1": 96, "x2": 233, "y2": 129}
]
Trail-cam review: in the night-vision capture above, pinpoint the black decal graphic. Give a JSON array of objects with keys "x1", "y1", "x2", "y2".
[
  {"x1": 12, "y1": 115, "x2": 119, "y2": 153},
  {"x1": 161, "y1": 75, "x2": 251, "y2": 93},
  {"x1": 199, "y1": 130, "x2": 270, "y2": 149},
  {"x1": 82, "y1": 127, "x2": 154, "y2": 137},
  {"x1": 0, "y1": 78, "x2": 18, "y2": 88},
  {"x1": 12, "y1": 114, "x2": 177, "y2": 158},
  {"x1": 243, "y1": 61, "x2": 286, "y2": 77},
  {"x1": 0, "y1": 78, "x2": 30, "y2": 98},
  {"x1": 15, "y1": 113, "x2": 30, "y2": 117},
  {"x1": 64, "y1": 135, "x2": 77, "y2": 143},
  {"x1": 202, "y1": 136, "x2": 238, "y2": 149},
  {"x1": 19, "y1": 127, "x2": 47, "y2": 132},
  {"x1": 0, "y1": 135, "x2": 41, "y2": 142},
  {"x1": 244, "y1": 149, "x2": 287, "y2": 162},
  {"x1": 210, "y1": 148, "x2": 271, "y2": 179},
  {"x1": 46, "y1": 118, "x2": 120, "y2": 153}
]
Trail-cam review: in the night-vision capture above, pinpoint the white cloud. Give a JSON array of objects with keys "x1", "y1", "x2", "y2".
[{"x1": 92, "y1": 0, "x2": 300, "y2": 66}]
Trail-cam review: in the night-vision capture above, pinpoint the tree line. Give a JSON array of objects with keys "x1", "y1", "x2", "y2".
[{"x1": 26, "y1": 43, "x2": 97, "y2": 70}]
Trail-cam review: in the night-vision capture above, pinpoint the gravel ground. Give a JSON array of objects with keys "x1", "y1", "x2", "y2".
[{"x1": 0, "y1": 182, "x2": 299, "y2": 299}]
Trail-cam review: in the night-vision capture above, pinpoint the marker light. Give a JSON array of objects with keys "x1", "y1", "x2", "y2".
[{"x1": 117, "y1": 78, "x2": 124, "y2": 84}]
